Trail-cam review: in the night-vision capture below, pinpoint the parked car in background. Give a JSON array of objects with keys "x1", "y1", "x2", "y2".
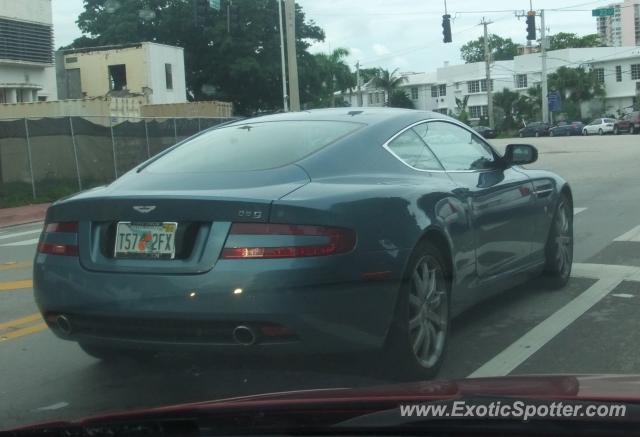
[
  {"x1": 613, "y1": 111, "x2": 640, "y2": 134},
  {"x1": 582, "y1": 118, "x2": 616, "y2": 135},
  {"x1": 549, "y1": 121, "x2": 585, "y2": 136},
  {"x1": 472, "y1": 125, "x2": 497, "y2": 139},
  {"x1": 518, "y1": 122, "x2": 550, "y2": 138}
]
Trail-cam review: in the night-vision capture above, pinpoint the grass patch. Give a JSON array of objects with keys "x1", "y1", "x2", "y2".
[{"x1": 0, "y1": 179, "x2": 108, "y2": 208}]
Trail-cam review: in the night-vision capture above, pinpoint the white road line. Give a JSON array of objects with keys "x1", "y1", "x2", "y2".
[
  {"x1": 1, "y1": 238, "x2": 40, "y2": 247},
  {"x1": 573, "y1": 207, "x2": 587, "y2": 215},
  {"x1": 468, "y1": 263, "x2": 640, "y2": 378},
  {"x1": 0, "y1": 229, "x2": 41, "y2": 240},
  {"x1": 614, "y1": 225, "x2": 640, "y2": 242}
]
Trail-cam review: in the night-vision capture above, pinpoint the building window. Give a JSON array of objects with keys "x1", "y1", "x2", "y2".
[
  {"x1": 632, "y1": 64, "x2": 640, "y2": 80},
  {"x1": 108, "y1": 64, "x2": 127, "y2": 91},
  {"x1": 616, "y1": 65, "x2": 622, "y2": 82},
  {"x1": 467, "y1": 80, "x2": 480, "y2": 93},
  {"x1": 480, "y1": 79, "x2": 493, "y2": 92},
  {"x1": 411, "y1": 87, "x2": 418, "y2": 100},
  {"x1": 375, "y1": 92, "x2": 380, "y2": 104},
  {"x1": 66, "y1": 57, "x2": 78, "y2": 64},
  {"x1": 165, "y1": 63, "x2": 173, "y2": 90},
  {"x1": 0, "y1": 17, "x2": 53, "y2": 64},
  {"x1": 431, "y1": 86, "x2": 438, "y2": 97},
  {"x1": 515, "y1": 74, "x2": 528, "y2": 88},
  {"x1": 438, "y1": 84, "x2": 447, "y2": 96},
  {"x1": 468, "y1": 105, "x2": 488, "y2": 119},
  {"x1": 38, "y1": 96, "x2": 47, "y2": 102},
  {"x1": 594, "y1": 68, "x2": 605, "y2": 83}
]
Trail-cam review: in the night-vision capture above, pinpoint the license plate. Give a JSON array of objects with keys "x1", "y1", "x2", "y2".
[{"x1": 115, "y1": 222, "x2": 177, "y2": 259}]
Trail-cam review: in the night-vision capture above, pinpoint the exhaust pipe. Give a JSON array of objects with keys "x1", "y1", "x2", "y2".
[
  {"x1": 232, "y1": 325, "x2": 257, "y2": 346},
  {"x1": 56, "y1": 315, "x2": 73, "y2": 336}
]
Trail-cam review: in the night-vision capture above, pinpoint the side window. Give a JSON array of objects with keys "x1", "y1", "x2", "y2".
[
  {"x1": 386, "y1": 129, "x2": 444, "y2": 171},
  {"x1": 417, "y1": 121, "x2": 496, "y2": 171}
]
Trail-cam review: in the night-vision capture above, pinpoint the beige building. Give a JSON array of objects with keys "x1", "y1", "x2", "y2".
[
  {"x1": 596, "y1": 0, "x2": 640, "y2": 46},
  {"x1": 56, "y1": 42, "x2": 187, "y2": 104}
]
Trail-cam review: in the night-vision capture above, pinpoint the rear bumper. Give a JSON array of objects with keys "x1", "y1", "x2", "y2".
[{"x1": 33, "y1": 249, "x2": 409, "y2": 354}]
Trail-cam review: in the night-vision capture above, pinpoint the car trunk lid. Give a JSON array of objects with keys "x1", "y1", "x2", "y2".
[{"x1": 46, "y1": 166, "x2": 310, "y2": 274}]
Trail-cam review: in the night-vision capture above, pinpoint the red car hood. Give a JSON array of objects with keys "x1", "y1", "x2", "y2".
[{"x1": 13, "y1": 374, "x2": 640, "y2": 431}]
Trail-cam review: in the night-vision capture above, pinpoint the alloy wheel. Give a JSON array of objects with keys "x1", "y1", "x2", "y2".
[
  {"x1": 553, "y1": 200, "x2": 573, "y2": 278},
  {"x1": 407, "y1": 256, "x2": 448, "y2": 369}
]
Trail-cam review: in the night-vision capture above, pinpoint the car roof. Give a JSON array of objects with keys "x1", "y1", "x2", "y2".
[{"x1": 227, "y1": 108, "x2": 455, "y2": 128}]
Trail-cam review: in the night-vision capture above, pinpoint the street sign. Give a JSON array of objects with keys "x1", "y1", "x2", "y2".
[
  {"x1": 592, "y1": 7, "x2": 615, "y2": 17},
  {"x1": 548, "y1": 90, "x2": 562, "y2": 112},
  {"x1": 209, "y1": 0, "x2": 221, "y2": 10}
]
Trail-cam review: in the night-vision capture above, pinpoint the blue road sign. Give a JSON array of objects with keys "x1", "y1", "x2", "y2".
[{"x1": 548, "y1": 90, "x2": 562, "y2": 112}]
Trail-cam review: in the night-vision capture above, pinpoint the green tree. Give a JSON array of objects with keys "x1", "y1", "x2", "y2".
[
  {"x1": 512, "y1": 85, "x2": 541, "y2": 123},
  {"x1": 388, "y1": 90, "x2": 414, "y2": 109},
  {"x1": 548, "y1": 32, "x2": 602, "y2": 50},
  {"x1": 70, "y1": 0, "x2": 325, "y2": 115},
  {"x1": 313, "y1": 48, "x2": 354, "y2": 107},
  {"x1": 492, "y1": 88, "x2": 520, "y2": 129},
  {"x1": 547, "y1": 66, "x2": 606, "y2": 119},
  {"x1": 451, "y1": 95, "x2": 470, "y2": 124},
  {"x1": 460, "y1": 35, "x2": 519, "y2": 63},
  {"x1": 373, "y1": 68, "x2": 407, "y2": 105}
]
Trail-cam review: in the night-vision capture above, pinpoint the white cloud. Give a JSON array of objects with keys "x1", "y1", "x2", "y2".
[{"x1": 372, "y1": 43, "x2": 391, "y2": 56}]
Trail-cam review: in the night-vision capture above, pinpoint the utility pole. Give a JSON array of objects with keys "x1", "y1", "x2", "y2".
[
  {"x1": 482, "y1": 18, "x2": 494, "y2": 129},
  {"x1": 226, "y1": 0, "x2": 231, "y2": 34},
  {"x1": 540, "y1": 9, "x2": 549, "y2": 124},
  {"x1": 356, "y1": 61, "x2": 362, "y2": 107},
  {"x1": 284, "y1": 0, "x2": 300, "y2": 111},
  {"x1": 277, "y1": 0, "x2": 288, "y2": 112}
]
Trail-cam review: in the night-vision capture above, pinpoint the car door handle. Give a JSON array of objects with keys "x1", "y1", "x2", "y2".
[{"x1": 533, "y1": 188, "x2": 553, "y2": 198}]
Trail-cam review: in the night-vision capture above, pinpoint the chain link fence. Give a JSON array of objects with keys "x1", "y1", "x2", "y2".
[{"x1": 0, "y1": 116, "x2": 237, "y2": 208}]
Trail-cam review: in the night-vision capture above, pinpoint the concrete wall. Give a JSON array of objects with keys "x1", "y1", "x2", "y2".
[
  {"x1": 64, "y1": 45, "x2": 149, "y2": 99},
  {"x1": 146, "y1": 43, "x2": 187, "y2": 104},
  {"x1": 141, "y1": 101, "x2": 233, "y2": 118},
  {"x1": 0, "y1": 99, "x2": 112, "y2": 120},
  {"x1": 60, "y1": 43, "x2": 187, "y2": 104},
  {"x1": 0, "y1": 0, "x2": 51, "y2": 24}
]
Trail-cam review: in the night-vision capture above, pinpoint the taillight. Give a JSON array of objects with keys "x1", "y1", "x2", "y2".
[
  {"x1": 221, "y1": 223, "x2": 356, "y2": 259},
  {"x1": 37, "y1": 222, "x2": 79, "y2": 256}
]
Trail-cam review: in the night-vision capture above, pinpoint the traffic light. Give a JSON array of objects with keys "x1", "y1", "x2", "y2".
[
  {"x1": 442, "y1": 14, "x2": 452, "y2": 43},
  {"x1": 526, "y1": 11, "x2": 536, "y2": 40}
]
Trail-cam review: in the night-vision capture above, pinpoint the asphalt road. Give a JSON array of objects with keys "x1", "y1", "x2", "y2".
[{"x1": 1, "y1": 134, "x2": 640, "y2": 430}]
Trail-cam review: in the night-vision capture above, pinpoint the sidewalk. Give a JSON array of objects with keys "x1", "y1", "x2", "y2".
[{"x1": 0, "y1": 203, "x2": 50, "y2": 228}]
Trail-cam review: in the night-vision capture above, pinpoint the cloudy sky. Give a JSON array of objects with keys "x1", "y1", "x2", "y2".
[{"x1": 53, "y1": 0, "x2": 610, "y2": 72}]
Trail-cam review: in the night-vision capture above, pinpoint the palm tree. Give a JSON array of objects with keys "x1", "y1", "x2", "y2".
[
  {"x1": 373, "y1": 68, "x2": 407, "y2": 105},
  {"x1": 314, "y1": 48, "x2": 354, "y2": 107}
]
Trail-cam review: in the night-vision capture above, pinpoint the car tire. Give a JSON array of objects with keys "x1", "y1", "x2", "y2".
[
  {"x1": 582, "y1": 129, "x2": 588, "y2": 136},
  {"x1": 384, "y1": 241, "x2": 451, "y2": 381},
  {"x1": 598, "y1": 128, "x2": 604, "y2": 135},
  {"x1": 542, "y1": 193, "x2": 573, "y2": 289},
  {"x1": 79, "y1": 342, "x2": 156, "y2": 363}
]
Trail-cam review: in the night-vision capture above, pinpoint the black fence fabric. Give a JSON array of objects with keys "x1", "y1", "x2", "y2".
[{"x1": 0, "y1": 116, "x2": 236, "y2": 200}]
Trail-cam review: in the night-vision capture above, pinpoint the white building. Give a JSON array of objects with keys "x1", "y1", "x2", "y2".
[
  {"x1": 596, "y1": 0, "x2": 640, "y2": 47},
  {"x1": 56, "y1": 42, "x2": 187, "y2": 104},
  {"x1": 0, "y1": 0, "x2": 57, "y2": 103},
  {"x1": 341, "y1": 46, "x2": 640, "y2": 121}
]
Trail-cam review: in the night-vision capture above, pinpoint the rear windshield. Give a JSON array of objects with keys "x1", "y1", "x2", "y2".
[{"x1": 145, "y1": 120, "x2": 363, "y2": 173}]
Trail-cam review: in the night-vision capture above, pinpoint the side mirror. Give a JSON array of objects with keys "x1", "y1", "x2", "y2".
[{"x1": 504, "y1": 144, "x2": 538, "y2": 166}]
